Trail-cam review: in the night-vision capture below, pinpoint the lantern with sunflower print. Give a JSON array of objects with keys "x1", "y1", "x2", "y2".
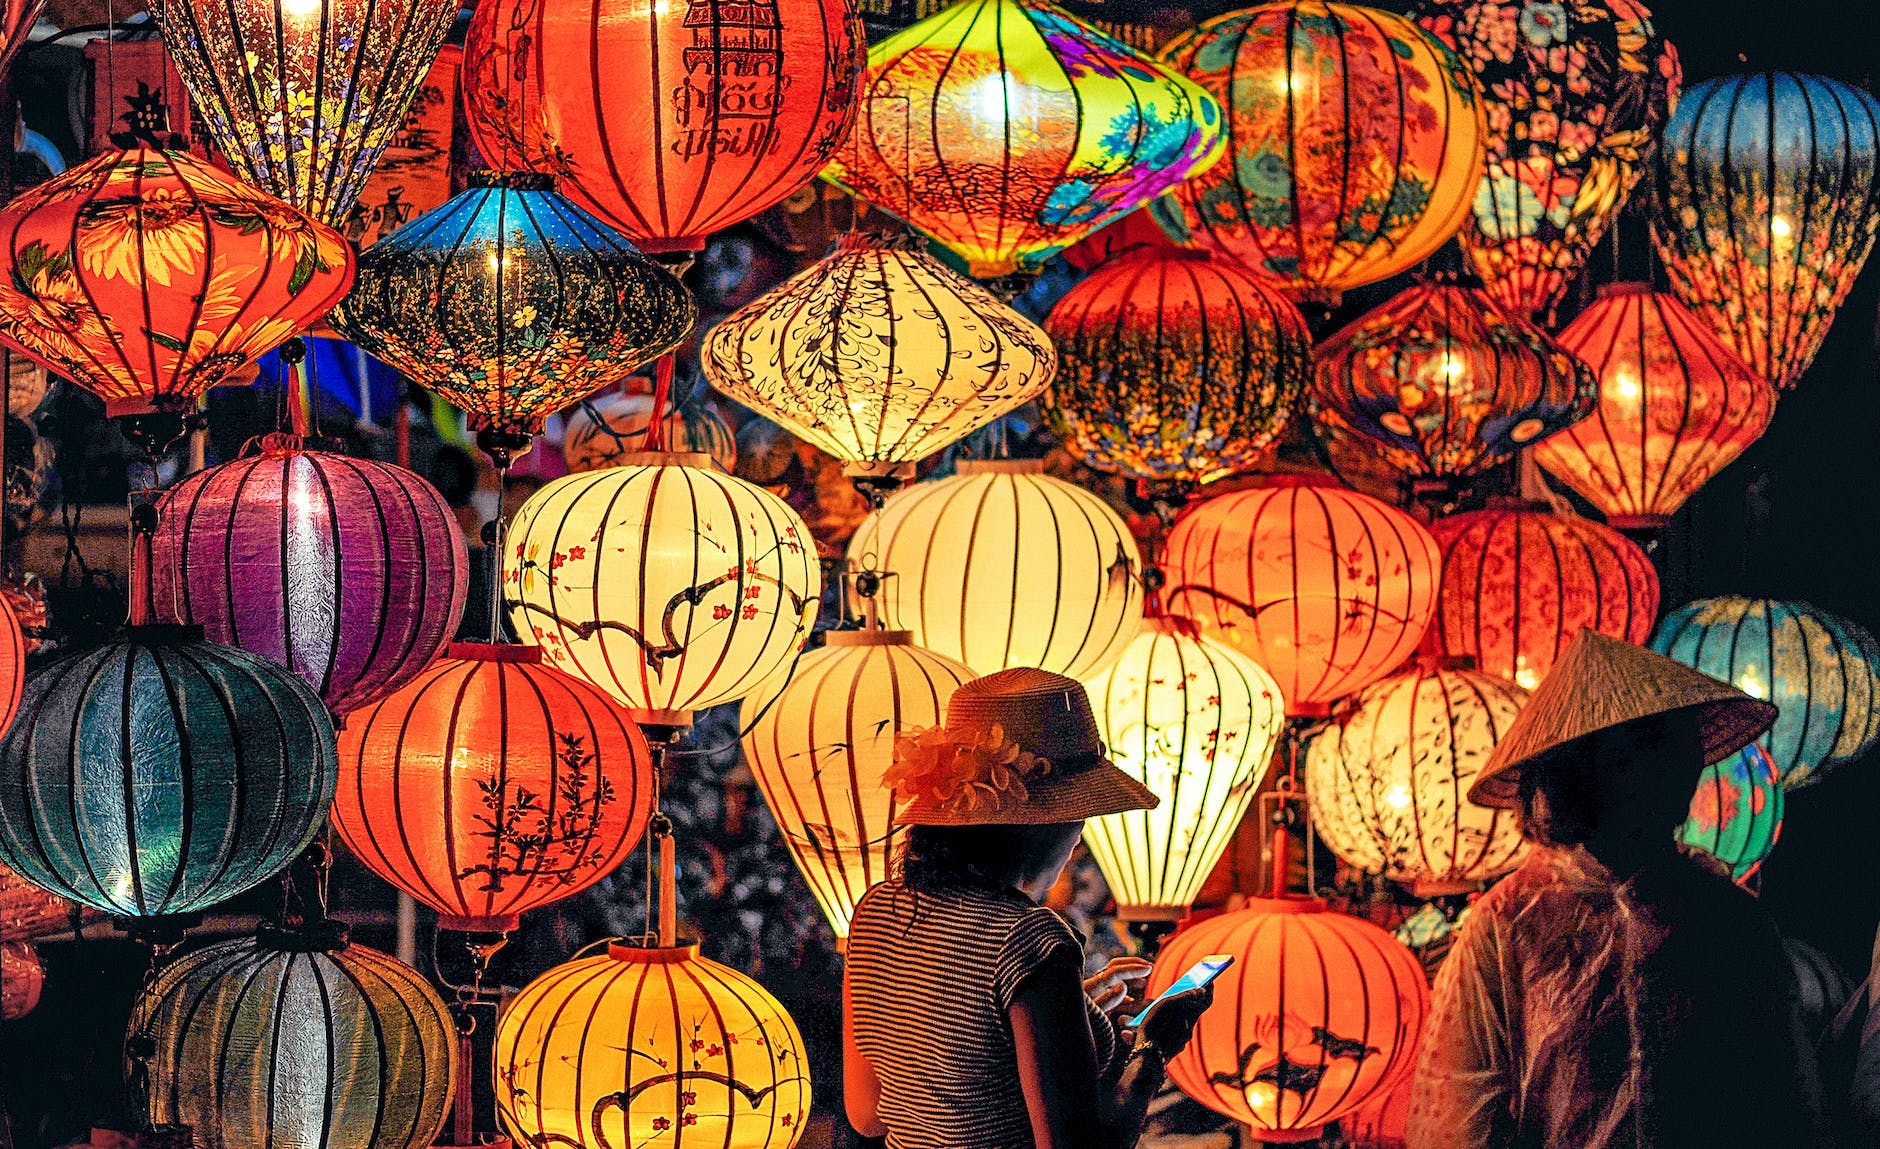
[{"x1": 0, "y1": 149, "x2": 353, "y2": 416}]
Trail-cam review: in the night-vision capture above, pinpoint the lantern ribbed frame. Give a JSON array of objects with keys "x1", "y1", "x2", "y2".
[
  {"x1": 1652, "y1": 73, "x2": 1880, "y2": 389},
  {"x1": 1679, "y1": 744, "x2": 1782, "y2": 883},
  {"x1": 740, "y1": 628, "x2": 973, "y2": 938},
  {"x1": 1150, "y1": 2, "x2": 1485, "y2": 303},
  {"x1": 0, "y1": 626, "x2": 337, "y2": 917},
  {"x1": 149, "y1": 438, "x2": 469, "y2": 717},
  {"x1": 563, "y1": 391, "x2": 737, "y2": 475},
  {"x1": 132, "y1": 931, "x2": 455, "y2": 1149},
  {"x1": 1341, "y1": 1066, "x2": 1412, "y2": 1149},
  {"x1": 1152, "y1": 898, "x2": 1429, "y2": 1140},
  {"x1": 0, "y1": 594, "x2": 21, "y2": 738},
  {"x1": 463, "y1": 0, "x2": 863, "y2": 252},
  {"x1": 1082, "y1": 617, "x2": 1285, "y2": 921},
  {"x1": 1304, "y1": 663, "x2": 1529, "y2": 889},
  {"x1": 704, "y1": 232, "x2": 1056, "y2": 474},
  {"x1": 147, "y1": 0, "x2": 457, "y2": 226},
  {"x1": 1424, "y1": 507, "x2": 1659, "y2": 690},
  {"x1": 1162, "y1": 483, "x2": 1441, "y2": 715},
  {"x1": 506, "y1": 452, "x2": 822, "y2": 722},
  {"x1": 1651, "y1": 596, "x2": 1880, "y2": 790},
  {"x1": 1309, "y1": 282, "x2": 1598, "y2": 486},
  {"x1": 495, "y1": 941, "x2": 812, "y2": 1147},
  {"x1": 846, "y1": 459, "x2": 1143, "y2": 679},
  {"x1": 333, "y1": 643, "x2": 655, "y2": 933},
  {"x1": 1043, "y1": 247, "x2": 1313, "y2": 484},
  {"x1": 332, "y1": 176, "x2": 696, "y2": 437},
  {"x1": 1533, "y1": 283, "x2": 1776, "y2": 530},
  {"x1": 0, "y1": 148, "x2": 354, "y2": 416}
]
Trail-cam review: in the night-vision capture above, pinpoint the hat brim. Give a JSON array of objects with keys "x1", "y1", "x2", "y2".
[{"x1": 897, "y1": 757, "x2": 1160, "y2": 826}]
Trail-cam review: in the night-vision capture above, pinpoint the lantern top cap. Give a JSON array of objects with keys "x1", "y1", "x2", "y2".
[
  {"x1": 126, "y1": 622, "x2": 207, "y2": 646},
  {"x1": 255, "y1": 919, "x2": 350, "y2": 954},
  {"x1": 618, "y1": 450, "x2": 715, "y2": 469},
  {"x1": 1596, "y1": 282, "x2": 1657, "y2": 299},
  {"x1": 469, "y1": 170, "x2": 558, "y2": 192},
  {"x1": 824, "y1": 628, "x2": 915, "y2": 648},
  {"x1": 445, "y1": 641, "x2": 543, "y2": 665},
  {"x1": 953, "y1": 458, "x2": 1045, "y2": 477},
  {"x1": 1238, "y1": 895, "x2": 1331, "y2": 916},
  {"x1": 836, "y1": 230, "x2": 929, "y2": 256},
  {"x1": 608, "y1": 938, "x2": 701, "y2": 965}
]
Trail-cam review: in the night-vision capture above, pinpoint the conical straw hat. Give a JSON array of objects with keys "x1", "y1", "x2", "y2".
[{"x1": 1470, "y1": 629, "x2": 1777, "y2": 808}]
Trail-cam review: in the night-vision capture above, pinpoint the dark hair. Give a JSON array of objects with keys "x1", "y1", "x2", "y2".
[
  {"x1": 892, "y1": 823, "x2": 1083, "y2": 891},
  {"x1": 1516, "y1": 710, "x2": 1705, "y2": 847}
]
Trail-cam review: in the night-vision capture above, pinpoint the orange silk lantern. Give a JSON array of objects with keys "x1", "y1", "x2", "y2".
[
  {"x1": 1162, "y1": 482, "x2": 1441, "y2": 715},
  {"x1": 463, "y1": 0, "x2": 864, "y2": 253},
  {"x1": 1533, "y1": 283, "x2": 1776, "y2": 532},
  {"x1": 1151, "y1": 2, "x2": 1485, "y2": 303},
  {"x1": 0, "y1": 595, "x2": 19, "y2": 739},
  {"x1": 332, "y1": 643, "x2": 655, "y2": 932},
  {"x1": 1424, "y1": 507, "x2": 1659, "y2": 689},
  {"x1": 0, "y1": 149, "x2": 353, "y2": 415}
]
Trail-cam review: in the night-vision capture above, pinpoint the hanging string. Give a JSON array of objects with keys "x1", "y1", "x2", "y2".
[{"x1": 640, "y1": 354, "x2": 676, "y2": 453}]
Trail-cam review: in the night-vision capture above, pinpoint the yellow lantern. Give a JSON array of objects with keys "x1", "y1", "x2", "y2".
[
  {"x1": 496, "y1": 940, "x2": 811, "y2": 1148},
  {"x1": 740, "y1": 628, "x2": 974, "y2": 938},
  {"x1": 1082, "y1": 616, "x2": 1286, "y2": 923},
  {"x1": 703, "y1": 232, "x2": 1056, "y2": 491},
  {"x1": 505, "y1": 451, "x2": 822, "y2": 725},
  {"x1": 847, "y1": 459, "x2": 1142, "y2": 678}
]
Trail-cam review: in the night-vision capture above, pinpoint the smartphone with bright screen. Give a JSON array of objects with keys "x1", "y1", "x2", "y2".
[{"x1": 1127, "y1": 954, "x2": 1234, "y2": 1026}]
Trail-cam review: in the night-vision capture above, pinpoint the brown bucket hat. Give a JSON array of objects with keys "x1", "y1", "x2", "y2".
[
  {"x1": 887, "y1": 667, "x2": 1159, "y2": 825},
  {"x1": 1470, "y1": 629, "x2": 1778, "y2": 809}
]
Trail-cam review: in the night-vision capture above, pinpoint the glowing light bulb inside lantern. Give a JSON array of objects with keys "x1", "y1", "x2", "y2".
[
  {"x1": 1613, "y1": 370, "x2": 1642, "y2": 403},
  {"x1": 1246, "y1": 1082, "x2": 1278, "y2": 1115},
  {"x1": 280, "y1": 0, "x2": 322, "y2": 21},
  {"x1": 1770, "y1": 216, "x2": 1793, "y2": 239},
  {"x1": 1385, "y1": 785, "x2": 1412, "y2": 809},
  {"x1": 970, "y1": 73, "x2": 1025, "y2": 126},
  {"x1": 1513, "y1": 654, "x2": 1540, "y2": 691},
  {"x1": 1737, "y1": 664, "x2": 1768, "y2": 699}
]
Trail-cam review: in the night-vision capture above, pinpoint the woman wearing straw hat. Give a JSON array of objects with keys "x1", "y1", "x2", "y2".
[
  {"x1": 1406, "y1": 630, "x2": 1829, "y2": 1149},
  {"x1": 843, "y1": 668, "x2": 1215, "y2": 1149}
]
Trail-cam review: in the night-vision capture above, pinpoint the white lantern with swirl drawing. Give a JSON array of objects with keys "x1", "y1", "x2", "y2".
[{"x1": 562, "y1": 390, "x2": 737, "y2": 474}]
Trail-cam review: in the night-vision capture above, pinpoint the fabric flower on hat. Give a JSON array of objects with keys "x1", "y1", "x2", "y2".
[{"x1": 886, "y1": 723, "x2": 1052, "y2": 814}]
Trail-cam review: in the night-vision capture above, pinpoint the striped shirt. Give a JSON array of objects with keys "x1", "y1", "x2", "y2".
[{"x1": 848, "y1": 878, "x2": 1118, "y2": 1149}]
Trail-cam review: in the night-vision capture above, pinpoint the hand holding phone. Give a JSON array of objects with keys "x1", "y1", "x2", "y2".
[{"x1": 1128, "y1": 954, "x2": 1234, "y2": 1027}]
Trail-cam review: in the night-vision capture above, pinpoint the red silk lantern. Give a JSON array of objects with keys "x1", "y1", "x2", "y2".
[
  {"x1": 1162, "y1": 482, "x2": 1441, "y2": 715},
  {"x1": 333, "y1": 643, "x2": 656, "y2": 932},
  {"x1": 463, "y1": 0, "x2": 864, "y2": 253},
  {"x1": 0, "y1": 595, "x2": 19, "y2": 739},
  {"x1": 0, "y1": 148, "x2": 353, "y2": 415},
  {"x1": 1533, "y1": 283, "x2": 1776, "y2": 532},
  {"x1": 1424, "y1": 507, "x2": 1659, "y2": 690}
]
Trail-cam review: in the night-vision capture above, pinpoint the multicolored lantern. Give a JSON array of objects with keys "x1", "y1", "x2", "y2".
[
  {"x1": 1651, "y1": 597, "x2": 1880, "y2": 790},
  {"x1": 703, "y1": 232, "x2": 1056, "y2": 485},
  {"x1": 1416, "y1": 0, "x2": 1680, "y2": 316},
  {"x1": 847, "y1": 459, "x2": 1142, "y2": 679},
  {"x1": 1162, "y1": 482, "x2": 1441, "y2": 715},
  {"x1": 495, "y1": 940, "x2": 812, "y2": 1147},
  {"x1": 563, "y1": 390, "x2": 737, "y2": 475},
  {"x1": 1653, "y1": 73, "x2": 1880, "y2": 389},
  {"x1": 1151, "y1": 2, "x2": 1485, "y2": 303},
  {"x1": 1309, "y1": 279, "x2": 1597, "y2": 499},
  {"x1": 1424, "y1": 507, "x2": 1659, "y2": 690},
  {"x1": 463, "y1": 0, "x2": 863, "y2": 253},
  {"x1": 0, "y1": 148, "x2": 353, "y2": 415},
  {"x1": 1042, "y1": 246, "x2": 1313, "y2": 484},
  {"x1": 822, "y1": 0, "x2": 1226, "y2": 277},
  {"x1": 1081, "y1": 616, "x2": 1285, "y2": 922},
  {"x1": 332, "y1": 172, "x2": 695, "y2": 441},
  {"x1": 147, "y1": 0, "x2": 457, "y2": 225},
  {"x1": 1679, "y1": 744, "x2": 1782, "y2": 883},
  {"x1": 1151, "y1": 897, "x2": 1428, "y2": 1140},
  {"x1": 740, "y1": 628, "x2": 973, "y2": 938},
  {"x1": 1305, "y1": 662, "x2": 1529, "y2": 890},
  {"x1": 1532, "y1": 283, "x2": 1776, "y2": 532}
]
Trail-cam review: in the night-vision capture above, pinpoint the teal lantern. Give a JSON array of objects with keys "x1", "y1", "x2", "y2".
[{"x1": 1679, "y1": 744, "x2": 1783, "y2": 883}]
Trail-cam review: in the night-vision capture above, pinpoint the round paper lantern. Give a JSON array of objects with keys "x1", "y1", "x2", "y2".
[
  {"x1": 846, "y1": 459, "x2": 1142, "y2": 678},
  {"x1": 147, "y1": 0, "x2": 457, "y2": 226},
  {"x1": 1150, "y1": 2, "x2": 1485, "y2": 303},
  {"x1": 1304, "y1": 662, "x2": 1529, "y2": 890},
  {"x1": 0, "y1": 148, "x2": 353, "y2": 416},
  {"x1": 0, "y1": 625, "x2": 336, "y2": 917},
  {"x1": 822, "y1": 0, "x2": 1226, "y2": 277},
  {"x1": 334, "y1": 643, "x2": 655, "y2": 932},
  {"x1": 1151, "y1": 898, "x2": 1428, "y2": 1140},
  {"x1": 1162, "y1": 482, "x2": 1441, "y2": 715},
  {"x1": 506, "y1": 452, "x2": 822, "y2": 723},
  {"x1": 1081, "y1": 616, "x2": 1286, "y2": 921},
  {"x1": 1424, "y1": 507, "x2": 1659, "y2": 690},
  {"x1": 740, "y1": 628, "x2": 973, "y2": 937},
  {"x1": 132, "y1": 926, "x2": 454, "y2": 1149},
  {"x1": 1042, "y1": 246, "x2": 1313, "y2": 484},
  {"x1": 495, "y1": 940, "x2": 812, "y2": 1147},
  {"x1": 1679, "y1": 744, "x2": 1782, "y2": 883},
  {"x1": 1417, "y1": 0, "x2": 1680, "y2": 317},
  {"x1": 1309, "y1": 279, "x2": 1598, "y2": 498},
  {"x1": 1533, "y1": 283, "x2": 1776, "y2": 532},
  {"x1": 564, "y1": 391, "x2": 736, "y2": 475},
  {"x1": 1653, "y1": 73, "x2": 1880, "y2": 389},
  {"x1": 0, "y1": 594, "x2": 21, "y2": 739},
  {"x1": 149, "y1": 436, "x2": 469, "y2": 717},
  {"x1": 704, "y1": 232, "x2": 1056, "y2": 482},
  {"x1": 332, "y1": 173, "x2": 695, "y2": 441},
  {"x1": 463, "y1": 0, "x2": 863, "y2": 253},
  {"x1": 1341, "y1": 1065, "x2": 1411, "y2": 1149},
  {"x1": 1651, "y1": 597, "x2": 1880, "y2": 790}
]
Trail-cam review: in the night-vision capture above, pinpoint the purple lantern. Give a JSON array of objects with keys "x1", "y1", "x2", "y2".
[{"x1": 151, "y1": 435, "x2": 469, "y2": 717}]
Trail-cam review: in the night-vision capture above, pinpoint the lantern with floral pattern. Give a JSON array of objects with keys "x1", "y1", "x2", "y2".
[{"x1": 1679, "y1": 744, "x2": 1783, "y2": 884}]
